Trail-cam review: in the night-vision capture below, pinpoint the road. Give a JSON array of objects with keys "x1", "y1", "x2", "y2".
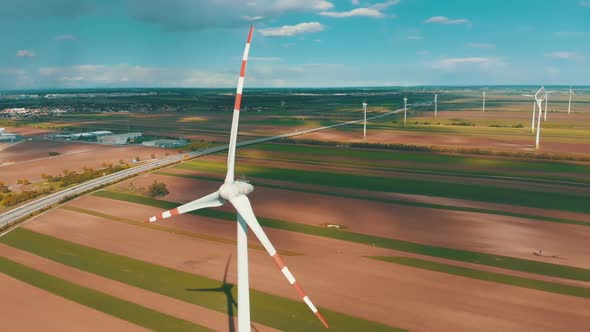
[{"x1": 0, "y1": 109, "x2": 402, "y2": 232}]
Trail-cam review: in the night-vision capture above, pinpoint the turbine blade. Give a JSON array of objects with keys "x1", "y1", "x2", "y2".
[
  {"x1": 225, "y1": 26, "x2": 254, "y2": 183},
  {"x1": 229, "y1": 195, "x2": 329, "y2": 329},
  {"x1": 148, "y1": 191, "x2": 224, "y2": 222}
]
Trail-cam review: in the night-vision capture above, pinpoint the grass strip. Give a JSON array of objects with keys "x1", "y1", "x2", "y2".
[
  {"x1": 61, "y1": 205, "x2": 299, "y2": 256},
  {"x1": 0, "y1": 256, "x2": 211, "y2": 332},
  {"x1": 0, "y1": 228, "x2": 401, "y2": 332},
  {"x1": 157, "y1": 171, "x2": 590, "y2": 227},
  {"x1": 370, "y1": 256, "x2": 590, "y2": 299},
  {"x1": 253, "y1": 143, "x2": 590, "y2": 176},
  {"x1": 175, "y1": 160, "x2": 590, "y2": 213},
  {"x1": 94, "y1": 190, "x2": 590, "y2": 282}
]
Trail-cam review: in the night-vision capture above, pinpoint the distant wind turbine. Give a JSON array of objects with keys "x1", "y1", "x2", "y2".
[
  {"x1": 362, "y1": 99, "x2": 368, "y2": 139},
  {"x1": 482, "y1": 91, "x2": 486, "y2": 112},
  {"x1": 543, "y1": 90, "x2": 556, "y2": 121},
  {"x1": 567, "y1": 86, "x2": 575, "y2": 115},
  {"x1": 403, "y1": 97, "x2": 408, "y2": 125},
  {"x1": 533, "y1": 87, "x2": 548, "y2": 149},
  {"x1": 522, "y1": 90, "x2": 543, "y2": 133},
  {"x1": 433, "y1": 93, "x2": 438, "y2": 117}
]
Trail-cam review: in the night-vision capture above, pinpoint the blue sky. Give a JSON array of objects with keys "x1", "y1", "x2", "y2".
[{"x1": 1, "y1": 0, "x2": 589, "y2": 89}]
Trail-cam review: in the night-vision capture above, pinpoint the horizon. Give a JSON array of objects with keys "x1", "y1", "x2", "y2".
[{"x1": 2, "y1": 84, "x2": 589, "y2": 94}]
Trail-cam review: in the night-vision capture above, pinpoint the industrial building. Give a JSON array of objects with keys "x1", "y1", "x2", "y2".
[
  {"x1": 0, "y1": 128, "x2": 22, "y2": 142},
  {"x1": 98, "y1": 132, "x2": 142, "y2": 145},
  {"x1": 142, "y1": 139, "x2": 187, "y2": 148},
  {"x1": 55, "y1": 131, "x2": 113, "y2": 141}
]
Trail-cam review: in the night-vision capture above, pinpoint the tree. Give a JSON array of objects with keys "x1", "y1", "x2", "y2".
[
  {"x1": 0, "y1": 182, "x2": 10, "y2": 194},
  {"x1": 148, "y1": 181, "x2": 169, "y2": 198}
]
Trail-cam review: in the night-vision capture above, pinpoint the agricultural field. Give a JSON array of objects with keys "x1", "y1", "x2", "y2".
[
  {"x1": 2, "y1": 136, "x2": 589, "y2": 331},
  {"x1": 1, "y1": 87, "x2": 589, "y2": 331}
]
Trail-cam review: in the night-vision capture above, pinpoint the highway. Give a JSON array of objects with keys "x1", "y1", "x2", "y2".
[{"x1": 0, "y1": 109, "x2": 403, "y2": 232}]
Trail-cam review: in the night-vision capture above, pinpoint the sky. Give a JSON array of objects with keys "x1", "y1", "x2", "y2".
[{"x1": 1, "y1": 0, "x2": 589, "y2": 89}]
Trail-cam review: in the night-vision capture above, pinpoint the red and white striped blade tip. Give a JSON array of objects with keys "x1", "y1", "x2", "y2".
[
  {"x1": 271, "y1": 253, "x2": 329, "y2": 328},
  {"x1": 317, "y1": 312, "x2": 329, "y2": 329},
  {"x1": 147, "y1": 208, "x2": 179, "y2": 223}
]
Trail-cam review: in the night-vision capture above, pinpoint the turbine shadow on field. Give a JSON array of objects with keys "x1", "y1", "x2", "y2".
[{"x1": 186, "y1": 255, "x2": 237, "y2": 332}]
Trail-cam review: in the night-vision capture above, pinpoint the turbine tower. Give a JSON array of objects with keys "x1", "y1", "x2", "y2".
[
  {"x1": 433, "y1": 93, "x2": 438, "y2": 117},
  {"x1": 403, "y1": 97, "x2": 408, "y2": 125},
  {"x1": 533, "y1": 87, "x2": 548, "y2": 149},
  {"x1": 568, "y1": 85, "x2": 575, "y2": 115},
  {"x1": 362, "y1": 99, "x2": 368, "y2": 139},
  {"x1": 482, "y1": 91, "x2": 486, "y2": 112},
  {"x1": 147, "y1": 26, "x2": 329, "y2": 332},
  {"x1": 521, "y1": 93, "x2": 537, "y2": 133}
]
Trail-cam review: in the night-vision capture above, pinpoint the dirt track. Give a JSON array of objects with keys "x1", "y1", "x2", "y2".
[
  {"x1": 0, "y1": 271, "x2": 148, "y2": 332},
  {"x1": 21, "y1": 205, "x2": 590, "y2": 331}
]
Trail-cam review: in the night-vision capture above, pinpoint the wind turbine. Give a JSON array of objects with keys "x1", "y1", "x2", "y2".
[
  {"x1": 147, "y1": 26, "x2": 329, "y2": 332},
  {"x1": 522, "y1": 92, "x2": 539, "y2": 133},
  {"x1": 567, "y1": 85, "x2": 575, "y2": 115},
  {"x1": 433, "y1": 93, "x2": 438, "y2": 117},
  {"x1": 533, "y1": 87, "x2": 547, "y2": 149},
  {"x1": 362, "y1": 99, "x2": 368, "y2": 139},
  {"x1": 482, "y1": 91, "x2": 486, "y2": 112},
  {"x1": 403, "y1": 97, "x2": 408, "y2": 125},
  {"x1": 543, "y1": 89, "x2": 556, "y2": 121}
]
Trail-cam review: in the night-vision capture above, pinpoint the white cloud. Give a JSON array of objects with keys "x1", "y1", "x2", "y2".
[
  {"x1": 16, "y1": 50, "x2": 36, "y2": 57},
  {"x1": 580, "y1": 1, "x2": 590, "y2": 7},
  {"x1": 320, "y1": 0, "x2": 398, "y2": 18},
  {"x1": 352, "y1": 0, "x2": 360, "y2": 4},
  {"x1": 424, "y1": 16, "x2": 469, "y2": 25},
  {"x1": 467, "y1": 43, "x2": 495, "y2": 48},
  {"x1": 416, "y1": 50, "x2": 428, "y2": 56},
  {"x1": 407, "y1": 35, "x2": 423, "y2": 40},
  {"x1": 432, "y1": 57, "x2": 505, "y2": 70},
  {"x1": 243, "y1": 15, "x2": 264, "y2": 21},
  {"x1": 53, "y1": 34, "x2": 76, "y2": 41},
  {"x1": 37, "y1": 64, "x2": 236, "y2": 87},
  {"x1": 259, "y1": 22, "x2": 323, "y2": 37},
  {"x1": 545, "y1": 51, "x2": 585, "y2": 60},
  {"x1": 127, "y1": 0, "x2": 333, "y2": 30},
  {"x1": 320, "y1": 8, "x2": 385, "y2": 18}
]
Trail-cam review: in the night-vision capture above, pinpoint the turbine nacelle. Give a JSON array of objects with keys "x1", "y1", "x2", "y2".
[{"x1": 219, "y1": 181, "x2": 254, "y2": 201}]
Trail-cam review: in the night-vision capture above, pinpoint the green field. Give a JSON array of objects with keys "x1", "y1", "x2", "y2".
[
  {"x1": 175, "y1": 159, "x2": 590, "y2": 213},
  {"x1": 0, "y1": 257, "x2": 210, "y2": 332},
  {"x1": 249, "y1": 143, "x2": 590, "y2": 179},
  {"x1": 92, "y1": 191, "x2": 590, "y2": 282},
  {"x1": 157, "y1": 171, "x2": 589, "y2": 227},
  {"x1": 371, "y1": 256, "x2": 590, "y2": 299},
  {"x1": 0, "y1": 228, "x2": 400, "y2": 332}
]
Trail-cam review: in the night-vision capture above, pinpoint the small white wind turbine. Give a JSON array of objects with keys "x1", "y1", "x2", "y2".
[
  {"x1": 567, "y1": 85, "x2": 575, "y2": 115},
  {"x1": 403, "y1": 97, "x2": 408, "y2": 125},
  {"x1": 522, "y1": 91, "x2": 539, "y2": 133},
  {"x1": 482, "y1": 91, "x2": 486, "y2": 112},
  {"x1": 147, "y1": 26, "x2": 329, "y2": 332},
  {"x1": 433, "y1": 93, "x2": 438, "y2": 117},
  {"x1": 362, "y1": 99, "x2": 368, "y2": 139},
  {"x1": 543, "y1": 89, "x2": 556, "y2": 121},
  {"x1": 533, "y1": 86, "x2": 548, "y2": 149}
]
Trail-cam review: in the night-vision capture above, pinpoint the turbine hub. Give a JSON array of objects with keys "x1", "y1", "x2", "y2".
[{"x1": 218, "y1": 180, "x2": 254, "y2": 200}]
